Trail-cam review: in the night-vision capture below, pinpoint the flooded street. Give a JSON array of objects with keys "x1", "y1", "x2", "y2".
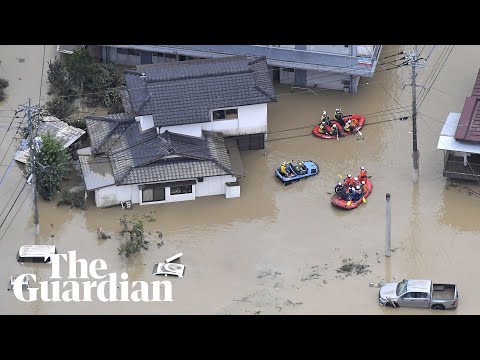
[{"x1": 1, "y1": 45, "x2": 479, "y2": 314}]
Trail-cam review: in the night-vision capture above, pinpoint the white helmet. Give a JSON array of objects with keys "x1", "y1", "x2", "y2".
[
  {"x1": 338, "y1": 182, "x2": 342, "y2": 186},
  {"x1": 356, "y1": 185, "x2": 360, "y2": 190},
  {"x1": 361, "y1": 166, "x2": 365, "y2": 170},
  {"x1": 361, "y1": 180, "x2": 365, "y2": 185},
  {"x1": 347, "y1": 174, "x2": 352, "y2": 178},
  {"x1": 321, "y1": 121, "x2": 326, "y2": 125},
  {"x1": 335, "y1": 108, "x2": 340, "y2": 112},
  {"x1": 323, "y1": 111, "x2": 327, "y2": 115},
  {"x1": 354, "y1": 177, "x2": 358, "y2": 181},
  {"x1": 332, "y1": 124, "x2": 337, "y2": 128}
]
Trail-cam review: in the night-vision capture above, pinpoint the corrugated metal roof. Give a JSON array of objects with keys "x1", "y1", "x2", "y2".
[
  {"x1": 441, "y1": 112, "x2": 460, "y2": 137},
  {"x1": 438, "y1": 112, "x2": 480, "y2": 154},
  {"x1": 14, "y1": 117, "x2": 85, "y2": 164},
  {"x1": 472, "y1": 68, "x2": 480, "y2": 97},
  {"x1": 77, "y1": 147, "x2": 115, "y2": 190},
  {"x1": 454, "y1": 97, "x2": 480, "y2": 142}
]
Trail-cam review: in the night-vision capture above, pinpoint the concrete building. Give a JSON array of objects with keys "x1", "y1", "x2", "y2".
[{"x1": 60, "y1": 45, "x2": 382, "y2": 93}]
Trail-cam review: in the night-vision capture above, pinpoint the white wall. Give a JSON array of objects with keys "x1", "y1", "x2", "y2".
[
  {"x1": 356, "y1": 45, "x2": 374, "y2": 57},
  {"x1": 94, "y1": 175, "x2": 238, "y2": 207},
  {"x1": 196, "y1": 175, "x2": 237, "y2": 197},
  {"x1": 160, "y1": 103, "x2": 268, "y2": 137},
  {"x1": 95, "y1": 184, "x2": 139, "y2": 208},
  {"x1": 306, "y1": 45, "x2": 352, "y2": 55}
]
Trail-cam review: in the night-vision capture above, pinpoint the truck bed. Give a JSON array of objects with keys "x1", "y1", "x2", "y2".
[{"x1": 432, "y1": 284, "x2": 456, "y2": 300}]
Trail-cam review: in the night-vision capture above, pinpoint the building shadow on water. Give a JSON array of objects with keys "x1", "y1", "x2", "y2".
[{"x1": 437, "y1": 178, "x2": 480, "y2": 232}]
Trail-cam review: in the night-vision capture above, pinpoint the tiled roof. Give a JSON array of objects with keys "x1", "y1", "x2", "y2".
[
  {"x1": 83, "y1": 115, "x2": 234, "y2": 185},
  {"x1": 122, "y1": 55, "x2": 276, "y2": 127}
]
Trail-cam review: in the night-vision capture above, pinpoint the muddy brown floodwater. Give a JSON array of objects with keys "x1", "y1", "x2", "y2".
[{"x1": 0, "y1": 45, "x2": 479, "y2": 314}]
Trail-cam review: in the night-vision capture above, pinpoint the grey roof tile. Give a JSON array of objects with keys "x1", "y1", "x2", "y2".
[{"x1": 124, "y1": 56, "x2": 277, "y2": 127}]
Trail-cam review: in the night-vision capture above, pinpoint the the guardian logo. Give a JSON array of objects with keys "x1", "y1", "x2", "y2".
[{"x1": 13, "y1": 251, "x2": 173, "y2": 302}]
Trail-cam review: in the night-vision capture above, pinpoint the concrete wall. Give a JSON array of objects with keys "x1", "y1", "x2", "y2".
[
  {"x1": 196, "y1": 175, "x2": 237, "y2": 197},
  {"x1": 94, "y1": 175, "x2": 238, "y2": 207},
  {"x1": 280, "y1": 69, "x2": 354, "y2": 91},
  {"x1": 95, "y1": 184, "x2": 139, "y2": 208},
  {"x1": 160, "y1": 103, "x2": 268, "y2": 137},
  {"x1": 306, "y1": 45, "x2": 353, "y2": 55}
]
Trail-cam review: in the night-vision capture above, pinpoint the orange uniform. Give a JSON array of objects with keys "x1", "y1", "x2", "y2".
[
  {"x1": 352, "y1": 118, "x2": 359, "y2": 127},
  {"x1": 345, "y1": 177, "x2": 354, "y2": 187},
  {"x1": 362, "y1": 184, "x2": 368, "y2": 194},
  {"x1": 359, "y1": 170, "x2": 367, "y2": 182}
]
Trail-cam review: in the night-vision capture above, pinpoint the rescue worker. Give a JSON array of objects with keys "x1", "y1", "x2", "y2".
[
  {"x1": 321, "y1": 110, "x2": 329, "y2": 123},
  {"x1": 298, "y1": 161, "x2": 307, "y2": 173},
  {"x1": 344, "y1": 174, "x2": 354, "y2": 187},
  {"x1": 353, "y1": 177, "x2": 360, "y2": 187},
  {"x1": 318, "y1": 121, "x2": 327, "y2": 134},
  {"x1": 352, "y1": 185, "x2": 363, "y2": 201},
  {"x1": 359, "y1": 166, "x2": 367, "y2": 183},
  {"x1": 335, "y1": 182, "x2": 344, "y2": 195},
  {"x1": 344, "y1": 119, "x2": 353, "y2": 132},
  {"x1": 328, "y1": 123, "x2": 338, "y2": 136},
  {"x1": 346, "y1": 186, "x2": 355, "y2": 201},
  {"x1": 334, "y1": 108, "x2": 345, "y2": 127},
  {"x1": 280, "y1": 162, "x2": 287, "y2": 176},
  {"x1": 351, "y1": 116, "x2": 359, "y2": 128},
  {"x1": 361, "y1": 180, "x2": 368, "y2": 194}
]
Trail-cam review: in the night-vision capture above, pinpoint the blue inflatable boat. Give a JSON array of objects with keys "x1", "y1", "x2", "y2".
[{"x1": 275, "y1": 160, "x2": 319, "y2": 185}]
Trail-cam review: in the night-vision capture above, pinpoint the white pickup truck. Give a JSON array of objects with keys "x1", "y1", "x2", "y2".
[{"x1": 379, "y1": 279, "x2": 458, "y2": 310}]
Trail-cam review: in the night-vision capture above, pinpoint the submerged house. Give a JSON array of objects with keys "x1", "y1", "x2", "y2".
[
  {"x1": 79, "y1": 55, "x2": 276, "y2": 207},
  {"x1": 438, "y1": 69, "x2": 480, "y2": 181}
]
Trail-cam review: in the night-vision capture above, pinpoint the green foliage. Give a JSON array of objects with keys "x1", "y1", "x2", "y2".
[
  {"x1": 26, "y1": 133, "x2": 71, "y2": 200},
  {"x1": 45, "y1": 97, "x2": 75, "y2": 120},
  {"x1": 64, "y1": 48, "x2": 96, "y2": 92},
  {"x1": 84, "y1": 63, "x2": 123, "y2": 108},
  {"x1": 0, "y1": 77, "x2": 9, "y2": 102},
  {"x1": 118, "y1": 216, "x2": 149, "y2": 257},
  {"x1": 46, "y1": 60, "x2": 76, "y2": 98},
  {"x1": 58, "y1": 191, "x2": 87, "y2": 209}
]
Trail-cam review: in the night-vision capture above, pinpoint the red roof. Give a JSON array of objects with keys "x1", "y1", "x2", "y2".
[
  {"x1": 454, "y1": 69, "x2": 480, "y2": 142},
  {"x1": 472, "y1": 69, "x2": 480, "y2": 97}
]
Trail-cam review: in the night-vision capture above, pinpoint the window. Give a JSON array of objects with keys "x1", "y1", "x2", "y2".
[
  {"x1": 128, "y1": 49, "x2": 141, "y2": 56},
  {"x1": 170, "y1": 185, "x2": 192, "y2": 195},
  {"x1": 197, "y1": 177, "x2": 204, "y2": 182},
  {"x1": 152, "y1": 52, "x2": 164, "y2": 57},
  {"x1": 212, "y1": 108, "x2": 238, "y2": 121},
  {"x1": 402, "y1": 292, "x2": 415, "y2": 299},
  {"x1": 282, "y1": 68, "x2": 295, "y2": 72},
  {"x1": 416, "y1": 292, "x2": 428, "y2": 299},
  {"x1": 164, "y1": 53, "x2": 176, "y2": 59},
  {"x1": 142, "y1": 186, "x2": 165, "y2": 203},
  {"x1": 117, "y1": 48, "x2": 128, "y2": 55}
]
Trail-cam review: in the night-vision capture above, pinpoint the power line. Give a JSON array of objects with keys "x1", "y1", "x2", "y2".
[
  {"x1": 0, "y1": 181, "x2": 27, "y2": 233},
  {"x1": 0, "y1": 186, "x2": 29, "y2": 242},
  {"x1": 81, "y1": 115, "x2": 409, "y2": 165}
]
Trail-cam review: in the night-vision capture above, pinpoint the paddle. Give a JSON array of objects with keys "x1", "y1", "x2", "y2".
[
  {"x1": 347, "y1": 200, "x2": 351, "y2": 206},
  {"x1": 338, "y1": 174, "x2": 343, "y2": 179},
  {"x1": 363, "y1": 197, "x2": 366, "y2": 203}
]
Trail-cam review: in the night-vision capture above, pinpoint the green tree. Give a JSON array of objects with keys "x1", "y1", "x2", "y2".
[
  {"x1": 118, "y1": 217, "x2": 149, "y2": 257},
  {"x1": 45, "y1": 97, "x2": 75, "y2": 120},
  {"x1": 46, "y1": 59, "x2": 76, "y2": 98},
  {"x1": 26, "y1": 133, "x2": 71, "y2": 200},
  {"x1": 64, "y1": 48, "x2": 96, "y2": 95}
]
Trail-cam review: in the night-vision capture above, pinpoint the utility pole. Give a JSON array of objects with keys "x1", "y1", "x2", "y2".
[
  {"x1": 19, "y1": 99, "x2": 40, "y2": 236},
  {"x1": 385, "y1": 193, "x2": 391, "y2": 257},
  {"x1": 404, "y1": 46, "x2": 425, "y2": 173}
]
